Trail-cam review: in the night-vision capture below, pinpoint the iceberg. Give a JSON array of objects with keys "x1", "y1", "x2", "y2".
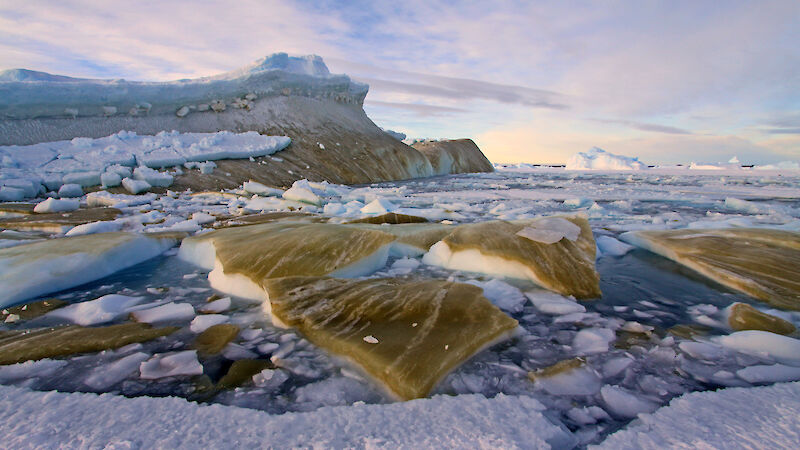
[{"x1": 566, "y1": 147, "x2": 646, "y2": 170}]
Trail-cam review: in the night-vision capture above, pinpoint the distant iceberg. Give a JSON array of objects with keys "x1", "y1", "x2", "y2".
[{"x1": 566, "y1": 147, "x2": 646, "y2": 170}]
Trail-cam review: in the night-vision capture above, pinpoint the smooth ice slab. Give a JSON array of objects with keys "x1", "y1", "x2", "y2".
[
  {"x1": 621, "y1": 228, "x2": 800, "y2": 310},
  {"x1": 0, "y1": 232, "x2": 177, "y2": 307},
  {"x1": 264, "y1": 276, "x2": 519, "y2": 400},
  {"x1": 178, "y1": 222, "x2": 396, "y2": 301},
  {"x1": 423, "y1": 217, "x2": 600, "y2": 298}
]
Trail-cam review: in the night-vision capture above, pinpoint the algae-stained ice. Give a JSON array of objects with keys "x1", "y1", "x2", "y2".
[{"x1": 1, "y1": 1, "x2": 800, "y2": 448}]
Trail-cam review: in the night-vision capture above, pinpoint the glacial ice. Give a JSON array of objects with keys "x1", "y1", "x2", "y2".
[{"x1": 566, "y1": 147, "x2": 646, "y2": 171}]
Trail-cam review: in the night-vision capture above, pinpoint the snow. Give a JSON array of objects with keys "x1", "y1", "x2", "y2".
[
  {"x1": 130, "y1": 302, "x2": 195, "y2": 324},
  {"x1": 0, "y1": 386, "x2": 576, "y2": 448},
  {"x1": 596, "y1": 382, "x2": 800, "y2": 449},
  {"x1": 573, "y1": 328, "x2": 616, "y2": 355},
  {"x1": 33, "y1": 197, "x2": 79, "y2": 213},
  {"x1": 139, "y1": 350, "x2": 204, "y2": 379},
  {"x1": 189, "y1": 314, "x2": 230, "y2": 333},
  {"x1": 46, "y1": 294, "x2": 144, "y2": 326},
  {"x1": 566, "y1": 147, "x2": 646, "y2": 171},
  {"x1": 715, "y1": 330, "x2": 800, "y2": 366},
  {"x1": 0, "y1": 233, "x2": 176, "y2": 308}
]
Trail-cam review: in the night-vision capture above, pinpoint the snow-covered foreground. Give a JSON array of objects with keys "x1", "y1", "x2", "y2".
[
  {"x1": 1, "y1": 166, "x2": 799, "y2": 447},
  {"x1": 1, "y1": 381, "x2": 797, "y2": 448}
]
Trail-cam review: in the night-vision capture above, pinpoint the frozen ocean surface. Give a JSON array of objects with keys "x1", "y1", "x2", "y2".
[{"x1": 1, "y1": 166, "x2": 799, "y2": 447}]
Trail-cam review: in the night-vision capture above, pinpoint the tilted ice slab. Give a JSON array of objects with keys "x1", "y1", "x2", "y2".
[
  {"x1": 566, "y1": 147, "x2": 646, "y2": 170},
  {"x1": 0, "y1": 385, "x2": 575, "y2": 448},
  {"x1": 423, "y1": 216, "x2": 601, "y2": 298},
  {"x1": 265, "y1": 276, "x2": 519, "y2": 400},
  {"x1": 178, "y1": 221, "x2": 396, "y2": 304},
  {"x1": 621, "y1": 227, "x2": 800, "y2": 310},
  {"x1": 0, "y1": 130, "x2": 290, "y2": 197},
  {"x1": 0, "y1": 232, "x2": 177, "y2": 307},
  {"x1": 595, "y1": 381, "x2": 800, "y2": 449}
]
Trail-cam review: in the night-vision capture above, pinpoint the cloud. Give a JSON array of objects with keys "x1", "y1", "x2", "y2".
[
  {"x1": 589, "y1": 118, "x2": 692, "y2": 135},
  {"x1": 365, "y1": 100, "x2": 467, "y2": 116},
  {"x1": 763, "y1": 128, "x2": 800, "y2": 135}
]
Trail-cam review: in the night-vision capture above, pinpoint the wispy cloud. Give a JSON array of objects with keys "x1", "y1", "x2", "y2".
[
  {"x1": 0, "y1": 0, "x2": 797, "y2": 163},
  {"x1": 366, "y1": 100, "x2": 467, "y2": 116}
]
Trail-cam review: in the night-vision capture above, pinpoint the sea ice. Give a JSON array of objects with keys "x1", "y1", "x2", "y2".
[
  {"x1": 84, "y1": 352, "x2": 150, "y2": 390},
  {"x1": 139, "y1": 350, "x2": 203, "y2": 379},
  {"x1": 0, "y1": 232, "x2": 176, "y2": 307},
  {"x1": 600, "y1": 385, "x2": 660, "y2": 419},
  {"x1": 189, "y1": 314, "x2": 230, "y2": 333},
  {"x1": 46, "y1": 294, "x2": 144, "y2": 326},
  {"x1": 33, "y1": 197, "x2": 79, "y2": 213},
  {"x1": 714, "y1": 330, "x2": 800, "y2": 366},
  {"x1": 573, "y1": 328, "x2": 616, "y2": 355},
  {"x1": 131, "y1": 302, "x2": 195, "y2": 324}
]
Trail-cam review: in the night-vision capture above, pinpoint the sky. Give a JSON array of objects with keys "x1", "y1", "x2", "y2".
[{"x1": 0, "y1": 0, "x2": 798, "y2": 164}]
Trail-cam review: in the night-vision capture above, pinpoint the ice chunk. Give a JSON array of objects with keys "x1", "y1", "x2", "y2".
[
  {"x1": 282, "y1": 180, "x2": 322, "y2": 205},
  {"x1": 33, "y1": 197, "x2": 79, "y2": 213},
  {"x1": 65, "y1": 220, "x2": 124, "y2": 236},
  {"x1": 121, "y1": 177, "x2": 151, "y2": 194},
  {"x1": 621, "y1": 228, "x2": 800, "y2": 310},
  {"x1": 528, "y1": 358, "x2": 602, "y2": 396},
  {"x1": 463, "y1": 279, "x2": 527, "y2": 313},
  {"x1": 265, "y1": 276, "x2": 518, "y2": 400},
  {"x1": 600, "y1": 385, "x2": 659, "y2": 419},
  {"x1": 526, "y1": 291, "x2": 586, "y2": 315},
  {"x1": 139, "y1": 350, "x2": 203, "y2": 379},
  {"x1": 189, "y1": 314, "x2": 229, "y2": 333},
  {"x1": 46, "y1": 294, "x2": 144, "y2": 326},
  {"x1": 596, "y1": 235, "x2": 634, "y2": 257},
  {"x1": 131, "y1": 302, "x2": 195, "y2": 324},
  {"x1": 515, "y1": 217, "x2": 581, "y2": 244},
  {"x1": 100, "y1": 171, "x2": 122, "y2": 188},
  {"x1": 133, "y1": 166, "x2": 173, "y2": 188},
  {"x1": 243, "y1": 180, "x2": 283, "y2": 197},
  {"x1": 84, "y1": 352, "x2": 150, "y2": 390},
  {"x1": 572, "y1": 328, "x2": 615, "y2": 355},
  {"x1": 57, "y1": 183, "x2": 83, "y2": 198},
  {"x1": 360, "y1": 198, "x2": 397, "y2": 215},
  {"x1": 0, "y1": 359, "x2": 67, "y2": 382},
  {"x1": 715, "y1": 330, "x2": 800, "y2": 366},
  {"x1": 737, "y1": 364, "x2": 800, "y2": 383},
  {"x1": 422, "y1": 217, "x2": 600, "y2": 298},
  {"x1": 86, "y1": 190, "x2": 155, "y2": 207},
  {"x1": 724, "y1": 302, "x2": 795, "y2": 334},
  {"x1": 199, "y1": 297, "x2": 231, "y2": 313},
  {"x1": 0, "y1": 232, "x2": 176, "y2": 307}
]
